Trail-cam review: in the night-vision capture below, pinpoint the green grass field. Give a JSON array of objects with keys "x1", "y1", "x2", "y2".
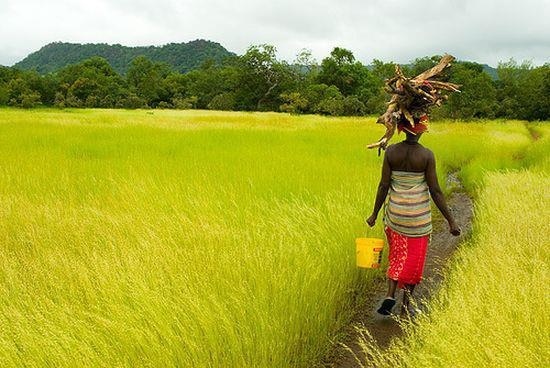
[{"x1": 0, "y1": 108, "x2": 547, "y2": 367}]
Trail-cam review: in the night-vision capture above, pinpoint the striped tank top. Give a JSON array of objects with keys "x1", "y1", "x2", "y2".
[{"x1": 384, "y1": 170, "x2": 432, "y2": 237}]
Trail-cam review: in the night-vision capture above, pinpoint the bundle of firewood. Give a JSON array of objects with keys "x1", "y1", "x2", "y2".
[{"x1": 367, "y1": 54, "x2": 461, "y2": 152}]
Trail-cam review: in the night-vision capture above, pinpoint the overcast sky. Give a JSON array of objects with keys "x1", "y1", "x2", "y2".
[{"x1": 1, "y1": 0, "x2": 549, "y2": 67}]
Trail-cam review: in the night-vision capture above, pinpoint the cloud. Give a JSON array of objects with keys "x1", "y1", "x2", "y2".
[{"x1": 1, "y1": 0, "x2": 548, "y2": 67}]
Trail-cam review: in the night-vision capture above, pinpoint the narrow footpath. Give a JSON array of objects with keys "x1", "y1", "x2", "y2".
[{"x1": 323, "y1": 173, "x2": 474, "y2": 368}]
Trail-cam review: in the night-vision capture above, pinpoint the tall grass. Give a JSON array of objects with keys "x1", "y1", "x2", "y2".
[
  {"x1": 0, "y1": 108, "x2": 543, "y2": 367},
  {"x1": 0, "y1": 109, "x2": 382, "y2": 367},
  {"x1": 523, "y1": 123, "x2": 550, "y2": 172},
  {"x1": 358, "y1": 170, "x2": 549, "y2": 367},
  {"x1": 420, "y1": 120, "x2": 532, "y2": 192}
]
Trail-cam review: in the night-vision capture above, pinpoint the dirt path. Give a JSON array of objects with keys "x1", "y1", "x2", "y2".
[{"x1": 323, "y1": 173, "x2": 474, "y2": 367}]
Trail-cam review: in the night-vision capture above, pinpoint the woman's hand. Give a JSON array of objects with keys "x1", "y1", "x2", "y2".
[
  {"x1": 449, "y1": 220, "x2": 461, "y2": 236},
  {"x1": 366, "y1": 214, "x2": 377, "y2": 227}
]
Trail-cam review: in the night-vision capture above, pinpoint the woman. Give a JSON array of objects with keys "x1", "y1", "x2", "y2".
[{"x1": 366, "y1": 119, "x2": 461, "y2": 316}]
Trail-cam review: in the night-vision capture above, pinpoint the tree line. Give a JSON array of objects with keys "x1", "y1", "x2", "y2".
[{"x1": 1, "y1": 45, "x2": 548, "y2": 120}]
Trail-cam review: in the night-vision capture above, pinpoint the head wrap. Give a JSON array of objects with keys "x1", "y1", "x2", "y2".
[{"x1": 397, "y1": 114, "x2": 429, "y2": 135}]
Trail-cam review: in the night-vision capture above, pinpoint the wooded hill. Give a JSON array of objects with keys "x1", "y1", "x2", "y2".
[
  {"x1": 13, "y1": 40, "x2": 235, "y2": 74},
  {"x1": 13, "y1": 40, "x2": 499, "y2": 80}
]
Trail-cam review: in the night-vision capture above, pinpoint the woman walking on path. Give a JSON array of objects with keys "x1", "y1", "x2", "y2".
[{"x1": 366, "y1": 118, "x2": 461, "y2": 316}]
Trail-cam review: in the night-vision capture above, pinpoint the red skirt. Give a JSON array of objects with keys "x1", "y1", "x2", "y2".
[{"x1": 385, "y1": 226, "x2": 430, "y2": 288}]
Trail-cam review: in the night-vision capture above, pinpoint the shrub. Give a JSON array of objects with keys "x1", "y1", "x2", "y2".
[
  {"x1": 279, "y1": 92, "x2": 309, "y2": 114},
  {"x1": 208, "y1": 92, "x2": 236, "y2": 111}
]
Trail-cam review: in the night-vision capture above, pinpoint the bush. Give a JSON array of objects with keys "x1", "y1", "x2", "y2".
[
  {"x1": 54, "y1": 92, "x2": 66, "y2": 108},
  {"x1": 0, "y1": 85, "x2": 9, "y2": 105},
  {"x1": 279, "y1": 92, "x2": 308, "y2": 114},
  {"x1": 85, "y1": 95, "x2": 100, "y2": 108},
  {"x1": 65, "y1": 93, "x2": 82, "y2": 108},
  {"x1": 120, "y1": 93, "x2": 147, "y2": 109},
  {"x1": 157, "y1": 101, "x2": 173, "y2": 109},
  {"x1": 315, "y1": 96, "x2": 344, "y2": 116},
  {"x1": 342, "y1": 95, "x2": 366, "y2": 116},
  {"x1": 99, "y1": 95, "x2": 116, "y2": 108},
  {"x1": 208, "y1": 92, "x2": 236, "y2": 111},
  {"x1": 173, "y1": 96, "x2": 198, "y2": 110},
  {"x1": 19, "y1": 91, "x2": 42, "y2": 108}
]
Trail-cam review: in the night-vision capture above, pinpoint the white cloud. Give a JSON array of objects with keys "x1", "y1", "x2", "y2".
[{"x1": 0, "y1": 0, "x2": 548, "y2": 67}]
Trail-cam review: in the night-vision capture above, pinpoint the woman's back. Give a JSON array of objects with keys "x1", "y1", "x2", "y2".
[{"x1": 385, "y1": 141, "x2": 431, "y2": 173}]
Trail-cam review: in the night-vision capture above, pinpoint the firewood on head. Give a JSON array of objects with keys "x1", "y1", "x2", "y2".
[{"x1": 367, "y1": 54, "x2": 461, "y2": 152}]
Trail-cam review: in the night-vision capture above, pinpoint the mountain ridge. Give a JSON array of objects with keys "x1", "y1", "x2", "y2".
[
  {"x1": 13, "y1": 40, "x2": 236, "y2": 74},
  {"x1": 13, "y1": 41, "x2": 499, "y2": 79}
]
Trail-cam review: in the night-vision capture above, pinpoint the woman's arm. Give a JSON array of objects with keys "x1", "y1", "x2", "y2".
[
  {"x1": 425, "y1": 151, "x2": 461, "y2": 236},
  {"x1": 366, "y1": 151, "x2": 391, "y2": 226}
]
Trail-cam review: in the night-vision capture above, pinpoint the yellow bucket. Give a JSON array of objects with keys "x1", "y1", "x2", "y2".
[{"x1": 356, "y1": 238, "x2": 384, "y2": 268}]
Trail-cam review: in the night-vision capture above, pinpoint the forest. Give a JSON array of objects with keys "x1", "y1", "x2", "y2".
[{"x1": 1, "y1": 44, "x2": 548, "y2": 120}]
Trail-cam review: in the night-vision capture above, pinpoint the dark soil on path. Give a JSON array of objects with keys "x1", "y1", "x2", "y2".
[{"x1": 322, "y1": 173, "x2": 474, "y2": 368}]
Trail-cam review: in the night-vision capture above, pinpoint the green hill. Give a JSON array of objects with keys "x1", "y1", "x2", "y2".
[
  {"x1": 481, "y1": 63, "x2": 498, "y2": 80},
  {"x1": 13, "y1": 40, "x2": 235, "y2": 74}
]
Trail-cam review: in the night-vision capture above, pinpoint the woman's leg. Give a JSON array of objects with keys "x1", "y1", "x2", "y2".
[
  {"x1": 378, "y1": 227, "x2": 403, "y2": 315},
  {"x1": 401, "y1": 284, "x2": 416, "y2": 314},
  {"x1": 386, "y1": 278, "x2": 398, "y2": 299},
  {"x1": 377, "y1": 278, "x2": 398, "y2": 315}
]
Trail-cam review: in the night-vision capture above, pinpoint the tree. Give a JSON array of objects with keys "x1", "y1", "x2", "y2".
[
  {"x1": 279, "y1": 92, "x2": 308, "y2": 114},
  {"x1": 304, "y1": 84, "x2": 344, "y2": 115},
  {"x1": 408, "y1": 56, "x2": 442, "y2": 77},
  {"x1": 0, "y1": 66, "x2": 15, "y2": 105},
  {"x1": 56, "y1": 57, "x2": 126, "y2": 108},
  {"x1": 293, "y1": 48, "x2": 319, "y2": 88},
  {"x1": 317, "y1": 47, "x2": 373, "y2": 97},
  {"x1": 127, "y1": 56, "x2": 171, "y2": 107},
  {"x1": 441, "y1": 61, "x2": 497, "y2": 119},
  {"x1": 6, "y1": 78, "x2": 42, "y2": 108},
  {"x1": 294, "y1": 48, "x2": 318, "y2": 74},
  {"x1": 233, "y1": 44, "x2": 298, "y2": 111},
  {"x1": 185, "y1": 58, "x2": 239, "y2": 109},
  {"x1": 164, "y1": 72, "x2": 188, "y2": 100},
  {"x1": 342, "y1": 96, "x2": 366, "y2": 116},
  {"x1": 524, "y1": 64, "x2": 550, "y2": 120},
  {"x1": 497, "y1": 62, "x2": 550, "y2": 120},
  {"x1": 366, "y1": 59, "x2": 399, "y2": 114},
  {"x1": 208, "y1": 92, "x2": 236, "y2": 111}
]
